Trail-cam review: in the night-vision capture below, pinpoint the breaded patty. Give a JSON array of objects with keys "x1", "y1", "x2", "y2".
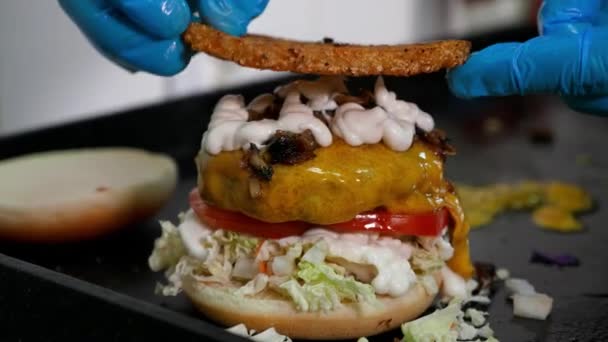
[{"x1": 184, "y1": 23, "x2": 471, "y2": 76}]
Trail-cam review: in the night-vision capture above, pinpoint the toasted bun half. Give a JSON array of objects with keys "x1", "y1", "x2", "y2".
[
  {"x1": 182, "y1": 272, "x2": 441, "y2": 340},
  {"x1": 0, "y1": 148, "x2": 177, "y2": 242},
  {"x1": 184, "y1": 23, "x2": 471, "y2": 77}
]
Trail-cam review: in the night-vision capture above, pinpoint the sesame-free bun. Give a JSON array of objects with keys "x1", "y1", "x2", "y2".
[
  {"x1": 182, "y1": 272, "x2": 441, "y2": 340},
  {"x1": 0, "y1": 148, "x2": 177, "y2": 242}
]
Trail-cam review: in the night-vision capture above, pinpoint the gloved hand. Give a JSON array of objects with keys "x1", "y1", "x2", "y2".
[
  {"x1": 59, "y1": 0, "x2": 269, "y2": 76},
  {"x1": 448, "y1": 0, "x2": 608, "y2": 115}
]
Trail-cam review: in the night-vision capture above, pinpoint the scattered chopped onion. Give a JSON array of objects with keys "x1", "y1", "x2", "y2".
[
  {"x1": 232, "y1": 257, "x2": 258, "y2": 280},
  {"x1": 496, "y1": 268, "x2": 510, "y2": 280},
  {"x1": 478, "y1": 324, "x2": 495, "y2": 338},
  {"x1": 465, "y1": 308, "x2": 487, "y2": 327},
  {"x1": 250, "y1": 328, "x2": 292, "y2": 342},
  {"x1": 465, "y1": 279, "x2": 479, "y2": 293},
  {"x1": 458, "y1": 321, "x2": 478, "y2": 340},
  {"x1": 226, "y1": 324, "x2": 292, "y2": 342},
  {"x1": 464, "y1": 295, "x2": 491, "y2": 305},
  {"x1": 513, "y1": 293, "x2": 554, "y2": 320},
  {"x1": 270, "y1": 244, "x2": 302, "y2": 276},
  {"x1": 505, "y1": 278, "x2": 536, "y2": 296},
  {"x1": 226, "y1": 324, "x2": 249, "y2": 336}
]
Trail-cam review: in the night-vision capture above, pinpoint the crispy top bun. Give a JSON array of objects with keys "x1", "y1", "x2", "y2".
[
  {"x1": 0, "y1": 148, "x2": 177, "y2": 242},
  {"x1": 184, "y1": 23, "x2": 471, "y2": 76},
  {"x1": 183, "y1": 271, "x2": 442, "y2": 340}
]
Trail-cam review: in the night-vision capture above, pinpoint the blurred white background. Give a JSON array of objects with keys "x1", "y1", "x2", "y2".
[{"x1": 0, "y1": 0, "x2": 532, "y2": 136}]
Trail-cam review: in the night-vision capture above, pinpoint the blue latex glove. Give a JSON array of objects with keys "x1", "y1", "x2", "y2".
[
  {"x1": 59, "y1": 0, "x2": 269, "y2": 76},
  {"x1": 448, "y1": 0, "x2": 608, "y2": 115}
]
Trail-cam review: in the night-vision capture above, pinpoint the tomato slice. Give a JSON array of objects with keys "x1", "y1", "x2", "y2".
[
  {"x1": 189, "y1": 189, "x2": 448, "y2": 239},
  {"x1": 328, "y1": 208, "x2": 449, "y2": 236},
  {"x1": 189, "y1": 189, "x2": 309, "y2": 239}
]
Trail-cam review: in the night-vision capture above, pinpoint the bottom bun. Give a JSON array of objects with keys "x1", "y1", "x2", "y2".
[{"x1": 182, "y1": 272, "x2": 441, "y2": 340}]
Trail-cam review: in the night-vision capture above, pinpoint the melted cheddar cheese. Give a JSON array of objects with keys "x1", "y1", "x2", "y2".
[{"x1": 197, "y1": 138, "x2": 473, "y2": 278}]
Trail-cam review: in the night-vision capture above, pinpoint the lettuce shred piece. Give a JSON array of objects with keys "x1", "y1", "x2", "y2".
[
  {"x1": 155, "y1": 256, "x2": 202, "y2": 296},
  {"x1": 148, "y1": 220, "x2": 186, "y2": 272},
  {"x1": 411, "y1": 248, "x2": 444, "y2": 275},
  {"x1": 278, "y1": 261, "x2": 376, "y2": 312},
  {"x1": 217, "y1": 231, "x2": 259, "y2": 263},
  {"x1": 401, "y1": 300, "x2": 461, "y2": 342}
]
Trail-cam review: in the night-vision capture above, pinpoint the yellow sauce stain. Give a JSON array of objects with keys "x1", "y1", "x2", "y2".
[{"x1": 456, "y1": 181, "x2": 591, "y2": 232}]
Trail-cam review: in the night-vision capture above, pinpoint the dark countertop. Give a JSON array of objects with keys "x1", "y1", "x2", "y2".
[{"x1": 0, "y1": 70, "x2": 607, "y2": 341}]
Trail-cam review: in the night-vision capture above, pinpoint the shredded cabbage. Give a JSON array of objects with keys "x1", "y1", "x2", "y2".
[
  {"x1": 301, "y1": 240, "x2": 328, "y2": 264},
  {"x1": 150, "y1": 216, "x2": 458, "y2": 316},
  {"x1": 156, "y1": 256, "x2": 204, "y2": 296},
  {"x1": 148, "y1": 220, "x2": 187, "y2": 272},
  {"x1": 278, "y1": 261, "x2": 376, "y2": 312},
  {"x1": 401, "y1": 300, "x2": 461, "y2": 342},
  {"x1": 401, "y1": 300, "x2": 500, "y2": 342},
  {"x1": 411, "y1": 248, "x2": 444, "y2": 274},
  {"x1": 212, "y1": 230, "x2": 259, "y2": 263},
  {"x1": 419, "y1": 274, "x2": 439, "y2": 296}
]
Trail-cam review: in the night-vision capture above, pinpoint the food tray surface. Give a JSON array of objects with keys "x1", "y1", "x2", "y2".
[{"x1": 1, "y1": 72, "x2": 607, "y2": 341}]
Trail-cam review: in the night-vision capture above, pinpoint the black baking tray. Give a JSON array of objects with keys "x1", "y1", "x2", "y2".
[{"x1": 2, "y1": 27, "x2": 608, "y2": 342}]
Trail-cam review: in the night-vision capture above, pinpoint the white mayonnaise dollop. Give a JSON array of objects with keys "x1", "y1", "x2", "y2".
[
  {"x1": 177, "y1": 210, "x2": 213, "y2": 260},
  {"x1": 279, "y1": 229, "x2": 417, "y2": 297},
  {"x1": 333, "y1": 77, "x2": 434, "y2": 151},
  {"x1": 202, "y1": 91, "x2": 332, "y2": 155},
  {"x1": 202, "y1": 76, "x2": 435, "y2": 154}
]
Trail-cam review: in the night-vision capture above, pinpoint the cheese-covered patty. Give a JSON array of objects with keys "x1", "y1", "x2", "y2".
[{"x1": 197, "y1": 138, "x2": 474, "y2": 278}]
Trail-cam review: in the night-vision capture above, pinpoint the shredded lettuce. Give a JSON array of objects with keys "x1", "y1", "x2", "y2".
[
  {"x1": 211, "y1": 230, "x2": 259, "y2": 263},
  {"x1": 151, "y1": 227, "x2": 260, "y2": 295},
  {"x1": 419, "y1": 274, "x2": 439, "y2": 296},
  {"x1": 149, "y1": 218, "x2": 456, "y2": 317},
  {"x1": 301, "y1": 240, "x2": 328, "y2": 264},
  {"x1": 401, "y1": 300, "x2": 500, "y2": 342},
  {"x1": 149, "y1": 220, "x2": 187, "y2": 272},
  {"x1": 411, "y1": 248, "x2": 444, "y2": 274},
  {"x1": 278, "y1": 261, "x2": 376, "y2": 312},
  {"x1": 401, "y1": 300, "x2": 461, "y2": 342},
  {"x1": 156, "y1": 256, "x2": 204, "y2": 296}
]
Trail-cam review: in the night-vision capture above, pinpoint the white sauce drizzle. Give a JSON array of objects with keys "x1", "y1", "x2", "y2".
[
  {"x1": 333, "y1": 77, "x2": 434, "y2": 151},
  {"x1": 281, "y1": 228, "x2": 417, "y2": 297},
  {"x1": 177, "y1": 210, "x2": 212, "y2": 260},
  {"x1": 202, "y1": 76, "x2": 435, "y2": 154},
  {"x1": 275, "y1": 76, "x2": 348, "y2": 111},
  {"x1": 440, "y1": 265, "x2": 467, "y2": 299}
]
